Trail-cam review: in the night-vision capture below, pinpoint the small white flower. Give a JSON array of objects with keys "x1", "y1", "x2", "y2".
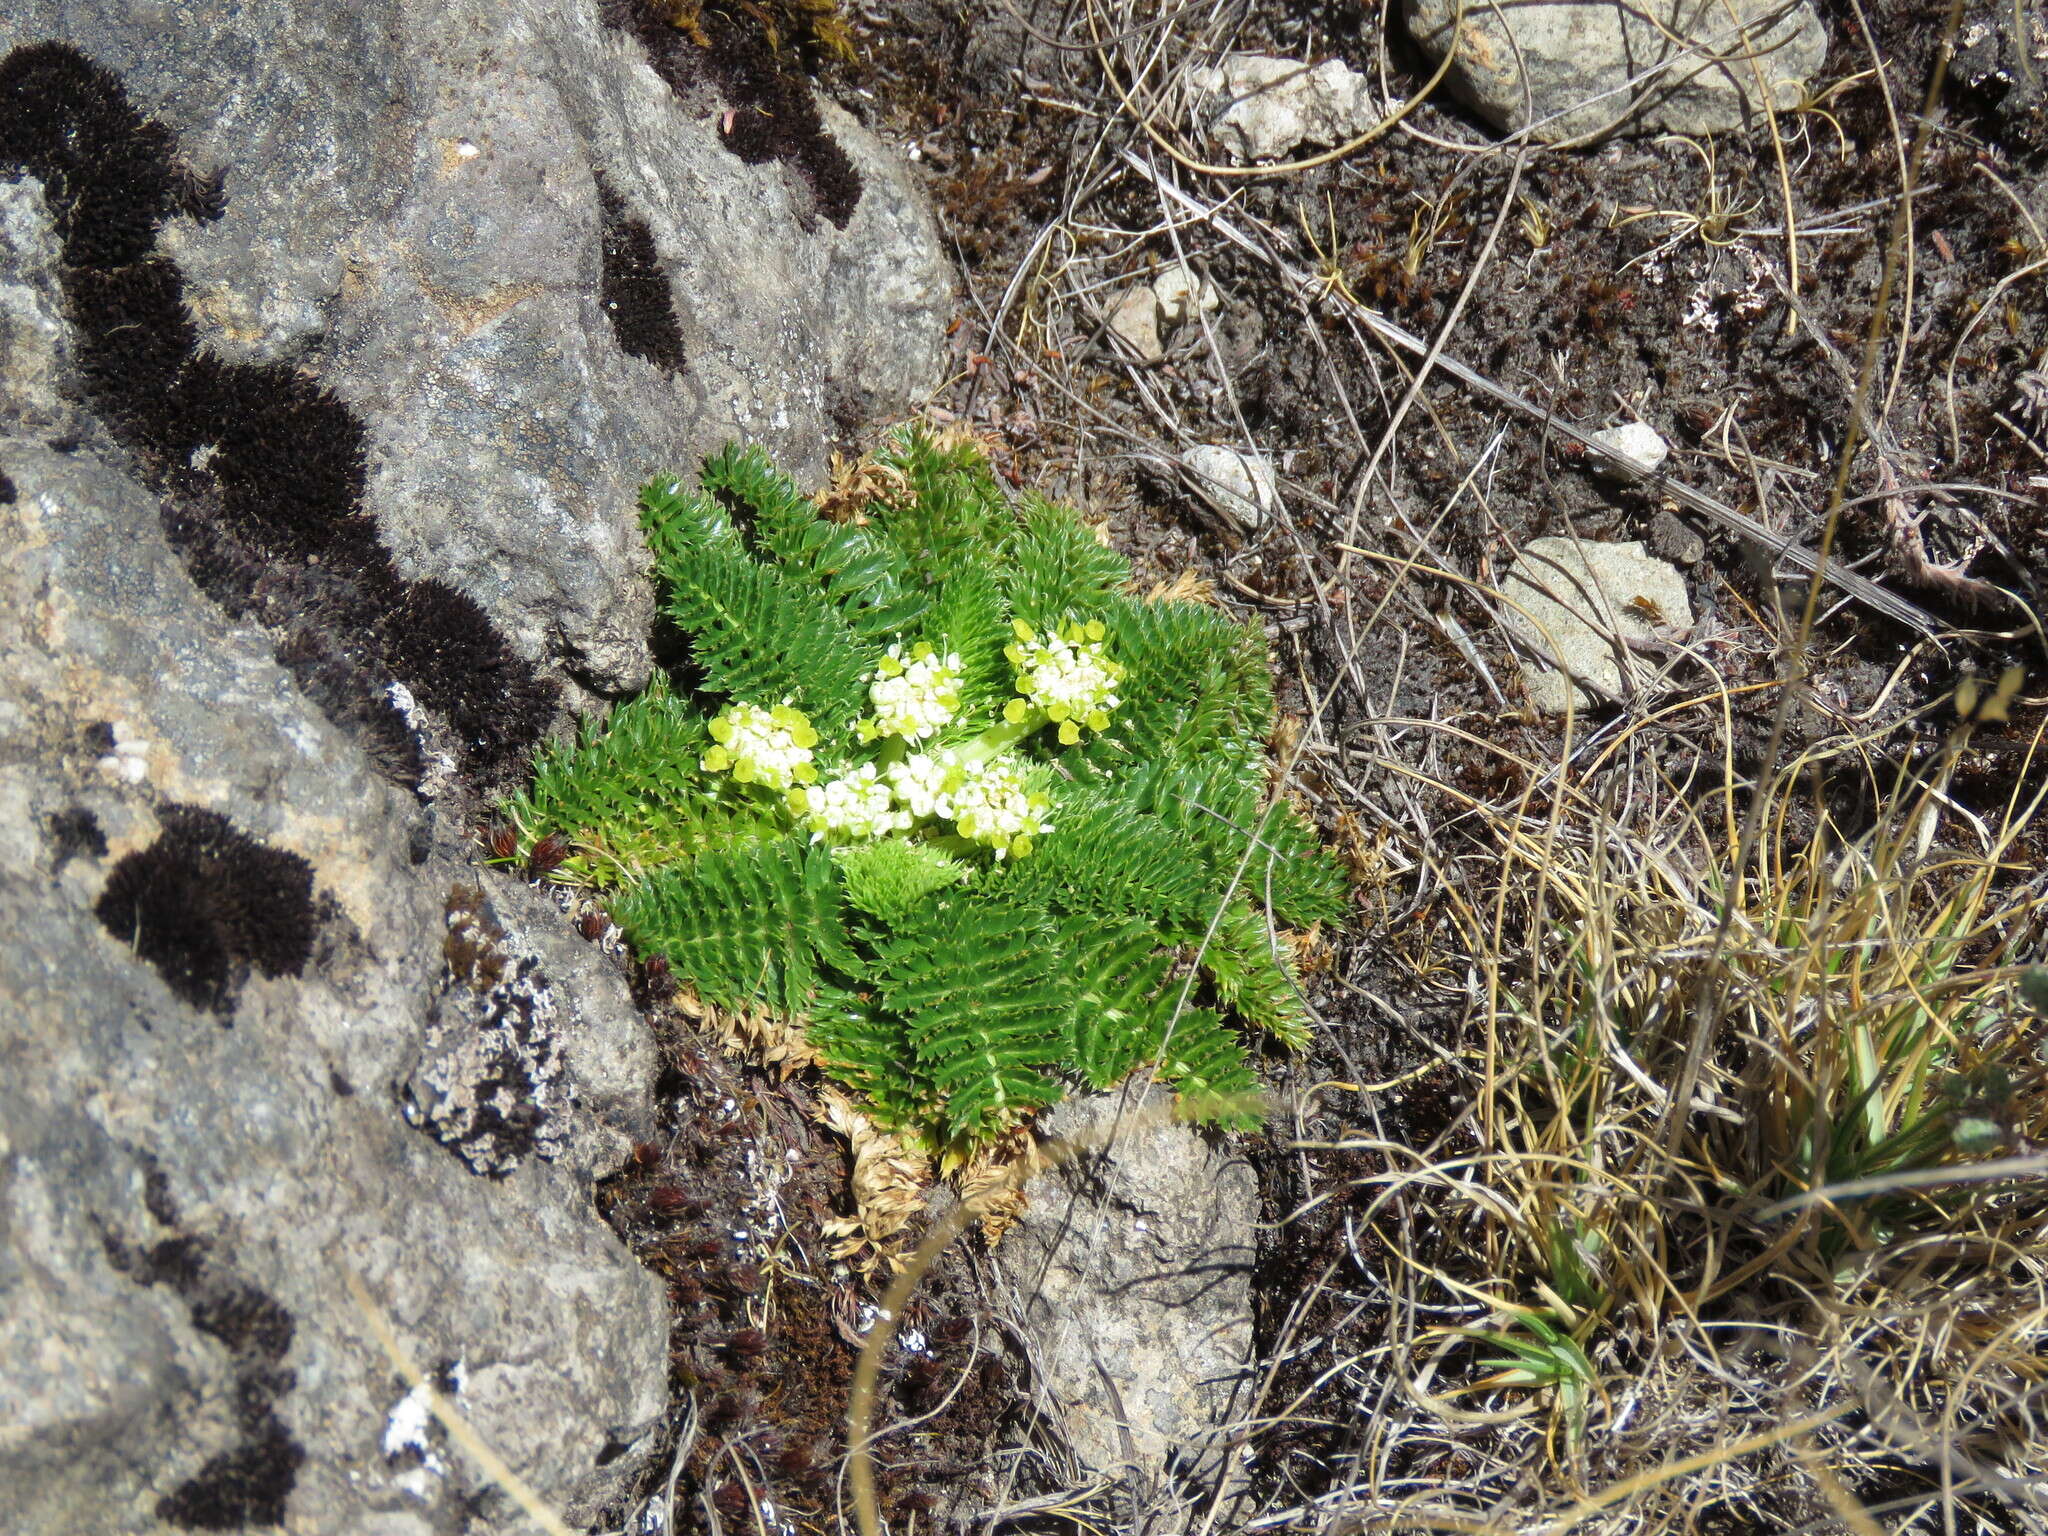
[
  {"x1": 788, "y1": 764, "x2": 909, "y2": 842},
  {"x1": 948, "y1": 755, "x2": 1052, "y2": 861},
  {"x1": 860, "y1": 642, "x2": 965, "y2": 743},
  {"x1": 885, "y1": 749, "x2": 965, "y2": 820},
  {"x1": 701, "y1": 700, "x2": 819, "y2": 791},
  {"x1": 1005, "y1": 619, "x2": 1123, "y2": 744}
]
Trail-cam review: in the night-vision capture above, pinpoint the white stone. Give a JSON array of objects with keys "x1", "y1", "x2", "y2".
[
  {"x1": 1500, "y1": 537, "x2": 1693, "y2": 712},
  {"x1": 1108, "y1": 285, "x2": 1163, "y2": 362},
  {"x1": 1189, "y1": 54, "x2": 1380, "y2": 163},
  {"x1": 1152, "y1": 262, "x2": 1219, "y2": 327},
  {"x1": 1588, "y1": 421, "x2": 1671, "y2": 479},
  {"x1": 998, "y1": 1091, "x2": 1255, "y2": 1485},
  {"x1": 1404, "y1": 0, "x2": 1826, "y2": 142},
  {"x1": 1183, "y1": 445, "x2": 1279, "y2": 533}
]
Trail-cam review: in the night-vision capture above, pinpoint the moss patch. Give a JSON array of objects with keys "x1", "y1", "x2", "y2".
[
  {"x1": 595, "y1": 171, "x2": 687, "y2": 373},
  {"x1": 94, "y1": 804, "x2": 316, "y2": 1017}
]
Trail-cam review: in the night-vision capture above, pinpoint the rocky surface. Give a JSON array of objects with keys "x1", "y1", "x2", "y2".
[
  {"x1": 0, "y1": 3, "x2": 953, "y2": 1529},
  {"x1": 2, "y1": 0, "x2": 950, "y2": 704},
  {"x1": 1405, "y1": 0, "x2": 1826, "y2": 142},
  {"x1": 997, "y1": 1091, "x2": 1257, "y2": 1497},
  {"x1": 1190, "y1": 53, "x2": 1380, "y2": 163},
  {"x1": 0, "y1": 422, "x2": 670, "y2": 1531},
  {"x1": 1500, "y1": 536, "x2": 1694, "y2": 713}
]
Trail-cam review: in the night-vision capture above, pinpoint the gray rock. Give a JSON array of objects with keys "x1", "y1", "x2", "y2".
[
  {"x1": 0, "y1": 182, "x2": 80, "y2": 441},
  {"x1": 1404, "y1": 0, "x2": 1826, "y2": 141},
  {"x1": 1153, "y1": 261, "x2": 1221, "y2": 328},
  {"x1": 998, "y1": 1092, "x2": 1256, "y2": 1493},
  {"x1": 1500, "y1": 536, "x2": 1694, "y2": 712},
  {"x1": 1183, "y1": 444, "x2": 1280, "y2": 534},
  {"x1": 0, "y1": 435, "x2": 668, "y2": 1534},
  {"x1": 1190, "y1": 53, "x2": 1381, "y2": 162},
  {"x1": 3, "y1": 0, "x2": 951, "y2": 700},
  {"x1": 820, "y1": 98, "x2": 956, "y2": 417}
]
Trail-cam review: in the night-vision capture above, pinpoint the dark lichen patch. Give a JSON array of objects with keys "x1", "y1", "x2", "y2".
[
  {"x1": 601, "y1": 0, "x2": 862, "y2": 229},
  {"x1": 188, "y1": 1282, "x2": 296, "y2": 1360},
  {"x1": 594, "y1": 172, "x2": 687, "y2": 373},
  {"x1": 0, "y1": 470, "x2": 16, "y2": 503},
  {"x1": 0, "y1": 41, "x2": 194, "y2": 267},
  {"x1": 104, "y1": 1231, "x2": 211, "y2": 1291},
  {"x1": 139, "y1": 1153, "x2": 184, "y2": 1228},
  {"x1": 374, "y1": 578, "x2": 559, "y2": 776},
  {"x1": 94, "y1": 803, "x2": 316, "y2": 1017},
  {"x1": 46, "y1": 805, "x2": 108, "y2": 870},
  {"x1": 270, "y1": 622, "x2": 425, "y2": 786},
  {"x1": 0, "y1": 41, "x2": 557, "y2": 788},
  {"x1": 155, "y1": 1413, "x2": 304, "y2": 1531},
  {"x1": 98, "y1": 1215, "x2": 307, "y2": 1528}
]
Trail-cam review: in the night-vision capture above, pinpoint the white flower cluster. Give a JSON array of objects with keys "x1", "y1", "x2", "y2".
[
  {"x1": 884, "y1": 749, "x2": 965, "y2": 821},
  {"x1": 700, "y1": 614, "x2": 1121, "y2": 860},
  {"x1": 884, "y1": 750, "x2": 1050, "y2": 860},
  {"x1": 860, "y1": 642, "x2": 964, "y2": 743},
  {"x1": 789, "y1": 764, "x2": 910, "y2": 842},
  {"x1": 1004, "y1": 619, "x2": 1123, "y2": 745},
  {"x1": 948, "y1": 755, "x2": 1052, "y2": 860},
  {"x1": 701, "y1": 701, "x2": 818, "y2": 791}
]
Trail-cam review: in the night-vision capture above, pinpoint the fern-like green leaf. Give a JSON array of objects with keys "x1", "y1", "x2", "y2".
[
  {"x1": 868, "y1": 427, "x2": 1009, "y2": 582},
  {"x1": 1079, "y1": 594, "x2": 1273, "y2": 775},
  {"x1": 874, "y1": 894, "x2": 1069, "y2": 1139},
  {"x1": 1001, "y1": 495, "x2": 1130, "y2": 626},
  {"x1": 504, "y1": 674, "x2": 775, "y2": 881},
  {"x1": 986, "y1": 790, "x2": 1215, "y2": 928},
  {"x1": 1117, "y1": 760, "x2": 1347, "y2": 929},
  {"x1": 640, "y1": 475, "x2": 744, "y2": 570},
  {"x1": 915, "y1": 558, "x2": 1011, "y2": 718},
  {"x1": 1154, "y1": 1007, "x2": 1264, "y2": 1128},
  {"x1": 1240, "y1": 795, "x2": 1349, "y2": 927},
  {"x1": 1200, "y1": 897, "x2": 1312, "y2": 1049},
  {"x1": 611, "y1": 837, "x2": 853, "y2": 1014},
  {"x1": 700, "y1": 444, "x2": 928, "y2": 639},
  {"x1": 806, "y1": 983, "x2": 932, "y2": 1127},
  {"x1": 653, "y1": 537, "x2": 875, "y2": 732},
  {"x1": 1061, "y1": 915, "x2": 1179, "y2": 1089}
]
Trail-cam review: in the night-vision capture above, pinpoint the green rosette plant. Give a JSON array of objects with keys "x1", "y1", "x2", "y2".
[{"x1": 502, "y1": 427, "x2": 1346, "y2": 1155}]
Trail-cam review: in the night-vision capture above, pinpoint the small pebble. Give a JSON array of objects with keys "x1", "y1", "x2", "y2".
[
  {"x1": 1182, "y1": 445, "x2": 1279, "y2": 534},
  {"x1": 1152, "y1": 262, "x2": 1219, "y2": 327},
  {"x1": 1588, "y1": 421, "x2": 1670, "y2": 480},
  {"x1": 1108, "y1": 286, "x2": 1163, "y2": 362}
]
